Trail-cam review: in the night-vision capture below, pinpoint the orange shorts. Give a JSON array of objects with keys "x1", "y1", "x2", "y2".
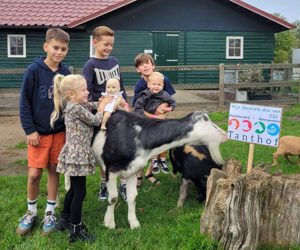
[{"x1": 28, "y1": 132, "x2": 65, "y2": 168}]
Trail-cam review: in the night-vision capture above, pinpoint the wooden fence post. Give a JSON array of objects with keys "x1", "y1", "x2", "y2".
[
  {"x1": 219, "y1": 63, "x2": 225, "y2": 107},
  {"x1": 298, "y1": 80, "x2": 300, "y2": 103}
]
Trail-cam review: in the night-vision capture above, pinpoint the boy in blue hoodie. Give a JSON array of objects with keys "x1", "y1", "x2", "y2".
[
  {"x1": 17, "y1": 28, "x2": 71, "y2": 236},
  {"x1": 82, "y1": 26, "x2": 129, "y2": 202}
]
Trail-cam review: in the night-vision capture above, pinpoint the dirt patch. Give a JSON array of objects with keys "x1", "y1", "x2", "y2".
[
  {"x1": 287, "y1": 116, "x2": 300, "y2": 121},
  {"x1": 0, "y1": 105, "x2": 222, "y2": 176},
  {"x1": 0, "y1": 115, "x2": 27, "y2": 176}
]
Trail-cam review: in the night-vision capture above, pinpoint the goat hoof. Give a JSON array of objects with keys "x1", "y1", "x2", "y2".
[
  {"x1": 177, "y1": 201, "x2": 183, "y2": 208},
  {"x1": 104, "y1": 220, "x2": 116, "y2": 229},
  {"x1": 104, "y1": 215, "x2": 116, "y2": 229},
  {"x1": 129, "y1": 220, "x2": 140, "y2": 229}
]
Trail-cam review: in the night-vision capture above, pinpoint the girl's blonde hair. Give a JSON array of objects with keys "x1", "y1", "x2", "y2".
[{"x1": 50, "y1": 74, "x2": 86, "y2": 128}]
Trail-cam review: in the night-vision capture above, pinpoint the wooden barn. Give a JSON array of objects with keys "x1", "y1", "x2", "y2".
[{"x1": 0, "y1": 0, "x2": 295, "y2": 88}]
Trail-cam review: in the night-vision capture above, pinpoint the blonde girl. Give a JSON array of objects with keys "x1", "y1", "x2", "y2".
[{"x1": 50, "y1": 74, "x2": 111, "y2": 243}]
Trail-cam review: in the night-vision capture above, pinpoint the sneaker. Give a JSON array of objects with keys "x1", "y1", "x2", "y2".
[
  {"x1": 118, "y1": 184, "x2": 127, "y2": 202},
  {"x1": 98, "y1": 182, "x2": 108, "y2": 201},
  {"x1": 69, "y1": 223, "x2": 95, "y2": 243},
  {"x1": 56, "y1": 212, "x2": 70, "y2": 231},
  {"x1": 160, "y1": 160, "x2": 169, "y2": 174},
  {"x1": 42, "y1": 211, "x2": 57, "y2": 235},
  {"x1": 152, "y1": 159, "x2": 160, "y2": 174},
  {"x1": 16, "y1": 210, "x2": 38, "y2": 235}
]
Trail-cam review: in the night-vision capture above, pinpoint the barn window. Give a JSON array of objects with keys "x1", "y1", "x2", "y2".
[
  {"x1": 226, "y1": 36, "x2": 243, "y2": 59},
  {"x1": 7, "y1": 35, "x2": 26, "y2": 58}
]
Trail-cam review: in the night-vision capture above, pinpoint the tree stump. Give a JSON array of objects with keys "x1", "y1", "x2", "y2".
[{"x1": 200, "y1": 159, "x2": 300, "y2": 249}]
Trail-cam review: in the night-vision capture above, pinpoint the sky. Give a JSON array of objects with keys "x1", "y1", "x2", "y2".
[{"x1": 241, "y1": 0, "x2": 300, "y2": 23}]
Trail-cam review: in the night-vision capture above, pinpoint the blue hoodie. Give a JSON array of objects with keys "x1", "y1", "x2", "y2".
[
  {"x1": 82, "y1": 56, "x2": 127, "y2": 102},
  {"x1": 19, "y1": 57, "x2": 71, "y2": 135}
]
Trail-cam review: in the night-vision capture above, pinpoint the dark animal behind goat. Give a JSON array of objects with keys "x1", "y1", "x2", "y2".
[{"x1": 170, "y1": 144, "x2": 222, "y2": 205}]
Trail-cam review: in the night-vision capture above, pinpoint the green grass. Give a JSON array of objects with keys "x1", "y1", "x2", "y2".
[
  {"x1": 0, "y1": 173, "x2": 219, "y2": 250},
  {"x1": 1, "y1": 104, "x2": 300, "y2": 249},
  {"x1": 12, "y1": 141, "x2": 27, "y2": 150},
  {"x1": 13, "y1": 159, "x2": 28, "y2": 166}
]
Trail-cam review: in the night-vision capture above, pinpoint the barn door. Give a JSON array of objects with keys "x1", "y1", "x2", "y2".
[{"x1": 152, "y1": 32, "x2": 179, "y2": 84}]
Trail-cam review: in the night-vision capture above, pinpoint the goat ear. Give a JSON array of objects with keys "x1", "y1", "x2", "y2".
[
  {"x1": 202, "y1": 113, "x2": 209, "y2": 121},
  {"x1": 192, "y1": 111, "x2": 209, "y2": 122},
  {"x1": 191, "y1": 111, "x2": 203, "y2": 122}
]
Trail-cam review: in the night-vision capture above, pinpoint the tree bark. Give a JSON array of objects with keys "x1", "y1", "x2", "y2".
[{"x1": 200, "y1": 159, "x2": 300, "y2": 249}]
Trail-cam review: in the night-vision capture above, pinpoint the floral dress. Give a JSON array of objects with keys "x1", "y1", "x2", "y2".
[{"x1": 56, "y1": 102, "x2": 103, "y2": 176}]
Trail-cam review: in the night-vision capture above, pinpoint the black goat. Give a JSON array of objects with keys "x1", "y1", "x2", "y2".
[{"x1": 169, "y1": 144, "x2": 223, "y2": 207}]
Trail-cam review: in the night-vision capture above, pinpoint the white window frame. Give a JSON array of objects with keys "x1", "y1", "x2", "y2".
[
  {"x1": 7, "y1": 34, "x2": 26, "y2": 58},
  {"x1": 90, "y1": 36, "x2": 95, "y2": 57},
  {"x1": 226, "y1": 36, "x2": 243, "y2": 59}
]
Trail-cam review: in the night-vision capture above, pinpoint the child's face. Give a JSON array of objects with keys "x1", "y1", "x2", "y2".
[
  {"x1": 106, "y1": 79, "x2": 120, "y2": 95},
  {"x1": 148, "y1": 76, "x2": 164, "y2": 94},
  {"x1": 71, "y1": 81, "x2": 89, "y2": 104},
  {"x1": 43, "y1": 39, "x2": 68, "y2": 64},
  {"x1": 93, "y1": 35, "x2": 114, "y2": 59},
  {"x1": 136, "y1": 59, "x2": 155, "y2": 77}
]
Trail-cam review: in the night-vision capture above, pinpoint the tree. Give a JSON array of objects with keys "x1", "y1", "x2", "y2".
[{"x1": 273, "y1": 14, "x2": 299, "y2": 63}]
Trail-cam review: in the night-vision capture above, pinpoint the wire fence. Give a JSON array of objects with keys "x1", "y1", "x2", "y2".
[{"x1": 0, "y1": 63, "x2": 299, "y2": 115}]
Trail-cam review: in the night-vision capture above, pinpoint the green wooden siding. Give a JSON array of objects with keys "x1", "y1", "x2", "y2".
[
  {"x1": 64, "y1": 32, "x2": 90, "y2": 67},
  {"x1": 0, "y1": 30, "x2": 274, "y2": 88},
  {"x1": 113, "y1": 31, "x2": 152, "y2": 86},
  {"x1": 0, "y1": 31, "x2": 44, "y2": 88},
  {"x1": 178, "y1": 31, "x2": 274, "y2": 84}
]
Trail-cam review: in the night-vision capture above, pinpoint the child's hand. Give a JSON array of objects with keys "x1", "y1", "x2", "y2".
[
  {"x1": 154, "y1": 113, "x2": 167, "y2": 119},
  {"x1": 27, "y1": 131, "x2": 40, "y2": 146},
  {"x1": 98, "y1": 96, "x2": 113, "y2": 112},
  {"x1": 120, "y1": 100, "x2": 130, "y2": 112},
  {"x1": 99, "y1": 96, "x2": 113, "y2": 104},
  {"x1": 162, "y1": 107, "x2": 172, "y2": 112}
]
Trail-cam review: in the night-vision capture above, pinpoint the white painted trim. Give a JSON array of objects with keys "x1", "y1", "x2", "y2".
[
  {"x1": 7, "y1": 34, "x2": 26, "y2": 58},
  {"x1": 226, "y1": 36, "x2": 244, "y2": 59},
  {"x1": 89, "y1": 36, "x2": 95, "y2": 57},
  {"x1": 166, "y1": 34, "x2": 179, "y2": 37}
]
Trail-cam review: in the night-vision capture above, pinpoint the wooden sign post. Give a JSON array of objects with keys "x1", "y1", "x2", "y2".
[{"x1": 247, "y1": 143, "x2": 255, "y2": 173}]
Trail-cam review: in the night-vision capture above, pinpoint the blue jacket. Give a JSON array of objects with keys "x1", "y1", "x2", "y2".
[{"x1": 19, "y1": 57, "x2": 71, "y2": 135}]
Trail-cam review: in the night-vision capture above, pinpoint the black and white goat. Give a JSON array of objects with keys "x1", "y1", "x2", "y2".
[
  {"x1": 169, "y1": 144, "x2": 223, "y2": 208},
  {"x1": 92, "y1": 110, "x2": 227, "y2": 229}
]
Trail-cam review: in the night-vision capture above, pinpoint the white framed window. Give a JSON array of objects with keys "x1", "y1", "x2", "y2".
[
  {"x1": 226, "y1": 36, "x2": 243, "y2": 59},
  {"x1": 90, "y1": 36, "x2": 95, "y2": 57},
  {"x1": 7, "y1": 34, "x2": 26, "y2": 58}
]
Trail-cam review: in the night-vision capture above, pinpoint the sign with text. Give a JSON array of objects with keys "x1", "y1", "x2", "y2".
[{"x1": 228, "y1": 103, "x2": 282, "y2": 147}]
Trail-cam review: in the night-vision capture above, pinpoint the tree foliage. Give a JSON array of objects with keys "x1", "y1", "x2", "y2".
[{"x1": 274, "y1": 14, "x2": 300, "y2": 63}]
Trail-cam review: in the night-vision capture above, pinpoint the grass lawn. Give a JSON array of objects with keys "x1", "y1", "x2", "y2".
[{"x1": 1, "y1": 104, "x2": 300, "y2": 250}]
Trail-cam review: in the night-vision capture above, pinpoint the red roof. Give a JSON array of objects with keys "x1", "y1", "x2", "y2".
[
  {"x1": 0, "y1": 0, "x2": 136, "y2": 28},
  {"x1": 230, "y1": 0, "x2": 296, "y2": 29},
  {"x1": 0, "y1": 0, "x2": 295, "y2": 29}
]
